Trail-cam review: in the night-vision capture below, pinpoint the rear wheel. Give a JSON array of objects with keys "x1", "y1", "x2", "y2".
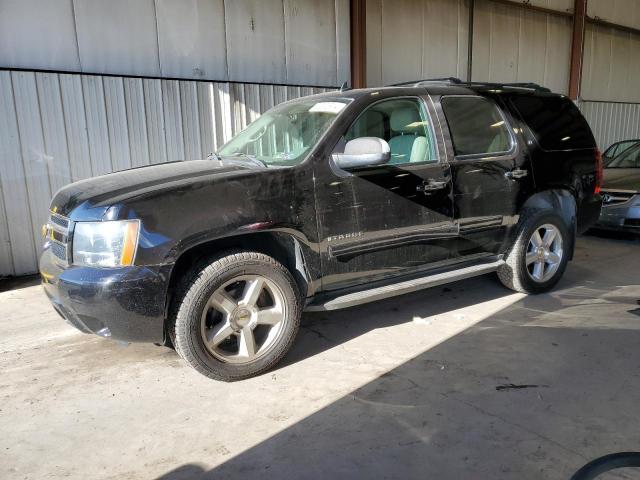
[
  {"x1": 497, "y1": 210, "x2": 571, "y2": 294},
  {"x1": 173, "y1": 252, "x2": 301, "y2": 381}
]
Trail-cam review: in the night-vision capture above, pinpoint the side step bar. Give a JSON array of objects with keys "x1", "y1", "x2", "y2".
[{"x1": 306, "y1": 259, "x2": 505, "y2": 311}]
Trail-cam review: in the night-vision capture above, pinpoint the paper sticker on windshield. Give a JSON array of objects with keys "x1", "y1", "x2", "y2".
[{"x1": 309, "y1": 102, "x2": 346, "y2": 114}]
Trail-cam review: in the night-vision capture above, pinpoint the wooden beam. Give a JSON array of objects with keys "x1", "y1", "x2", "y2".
[
  {"x1": 350, "y1": 0, "x2": 366, "y2": 88},
  {"x1": 568, "y1": 0, "x2": 587, "y2": 100}
]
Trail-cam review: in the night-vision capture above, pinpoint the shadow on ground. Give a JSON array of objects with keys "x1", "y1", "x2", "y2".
[{"x1": 152, "y1": 238, "x2": 640, "y2": 480}]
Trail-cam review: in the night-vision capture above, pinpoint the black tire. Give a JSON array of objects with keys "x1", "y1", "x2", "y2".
[
  {"x1": 497, "y1": 209, "x2": 571, "y2": 294},
  {"x1": 172, "y1": 252, "x2": 301, "y2": 381}
]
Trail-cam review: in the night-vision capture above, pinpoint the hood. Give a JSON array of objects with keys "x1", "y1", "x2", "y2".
[
  {"x1": 51, "y1": 160, "x2": 255, "y2": 220},
  {"x1": 602, "y1": 168, "x2": 640, "y2": 192}
]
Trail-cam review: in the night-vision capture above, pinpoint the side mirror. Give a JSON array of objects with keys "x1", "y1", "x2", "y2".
[{"x1": 332, "y1": 137, "x2": 390, "y2": 169}]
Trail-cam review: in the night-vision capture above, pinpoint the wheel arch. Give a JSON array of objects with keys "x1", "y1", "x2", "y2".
[
  {"x1": 163, "y1": 231, "x2": 316, "y2": 342},
  {"x1": 520, "y1": 188, "x2": 577, "y2": 260}
]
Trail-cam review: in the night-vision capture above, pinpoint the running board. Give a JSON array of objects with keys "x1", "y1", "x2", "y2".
[{"x1": 306, "y1": 259, "x2": 505, "y2": 311}]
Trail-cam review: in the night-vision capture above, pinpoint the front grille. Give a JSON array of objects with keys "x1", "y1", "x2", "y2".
[
  {"x1": 46, "y1": 212, "x2": 71, "y2": 263},
  {"x1": 50, "y1": 241, "x2": 68, "y2": 261},
  {"x1": 601, "y1": 191, "x2": 635, "y2": 206},
  {"x1": 50, "y1": 213, "x2": 69, "y2": 229}
]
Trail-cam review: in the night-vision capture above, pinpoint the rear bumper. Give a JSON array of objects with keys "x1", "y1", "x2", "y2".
[
  {"x1": 39, "y1": 248, "x2": 172, "y2": 343},
  {"x1": 577, "y1": 194, "x2": 603, "y2": 234}
]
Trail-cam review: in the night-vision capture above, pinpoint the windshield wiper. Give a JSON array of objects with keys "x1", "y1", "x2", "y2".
[{"x1": 227, "y1": 152, "x2": 269, "y2": 168}]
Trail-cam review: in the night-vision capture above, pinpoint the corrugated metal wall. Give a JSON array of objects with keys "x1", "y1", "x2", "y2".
[
  {"x1": 0, "y1": 0, "x2": 350, "y2": 87},
  {"x1": 0, "y1": 70, "x2": 331, "y2": 276},
  {"x1": 582, "y1": 23, "x2": 640, "y2": 102},
  {"x1": 471, "y1": 0, "x2": 572, "y2": 94},
  {"x1": 579, "y1": 101, "x2": 640, "y2": 150},
  {"x1": 365, "y1": 0, "x2": 572, "y2": 93},
  {"x1": 366, "y1": 0, "x2": 470, "y2": 86},
  {"x1": 588, "y1": 0, "x2": 640, "y2": 32}
]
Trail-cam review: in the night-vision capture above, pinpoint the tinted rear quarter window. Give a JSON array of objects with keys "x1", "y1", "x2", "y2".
[{"x1": 510, "y1": 95, "x2": 594, "y2": 151}]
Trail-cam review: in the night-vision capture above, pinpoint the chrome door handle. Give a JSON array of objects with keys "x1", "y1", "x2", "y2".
[
  {"x1": 505, "y1": 169, "x2": 528, "y2": 180},
  {"x1": 416, "y1": 180, "x2": 447, "y2": 193}
]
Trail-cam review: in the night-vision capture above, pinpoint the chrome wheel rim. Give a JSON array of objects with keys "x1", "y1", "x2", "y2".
[
  {"x1": 525, "y1": 223, "x2": 563, "y2": 283},
  {"x1": 200, "y1": 275, "x2": 287, "y2": 364}
]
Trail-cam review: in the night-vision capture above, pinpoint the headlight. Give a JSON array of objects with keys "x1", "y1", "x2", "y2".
[{"x1": 72, "y1": 220, "x2": 140, "y2": 267}]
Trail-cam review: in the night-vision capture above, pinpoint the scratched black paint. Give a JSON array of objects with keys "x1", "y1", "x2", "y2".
[{"x1": 41, "y1": 84, "x2": 602, "y2": 343}]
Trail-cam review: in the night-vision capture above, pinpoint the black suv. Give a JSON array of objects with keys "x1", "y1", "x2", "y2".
[{"x1": 40, "y1": 79, "x2": 602, "y2": 381}]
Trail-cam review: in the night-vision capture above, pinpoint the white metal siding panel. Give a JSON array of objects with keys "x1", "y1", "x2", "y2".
[
  {"x1": 225, "y1": 0, "x2": 287, "y2": 84},
  {"x1": 74, "y1": 0, "x2": 161, "y2": 77},
  {"x1": 580, "y1": 101, "x2": 640, "y2": 150},
  {"x1": 423, "y1": 0, "x2": 469, "y2": 80},
  {"x1": 0, "y1": 0, "x2": 80, "y2": 71},
  {"x1": 0, "y1": 72, "x2": 37, "y2": 275},
  {"x1": 162, "y1": 80, "x2": 186, "y2": 162},
  {"x1": 0, "y1": 70, "x2": 325, "y2": 276},
  {"x1": 143, "y1": 79, "x2": 168, "y2": 164},
  {"x1": 82, "y1": 76, "x2": 113, "y2": 176},
  {"x1": 124, "y1": 78, "x2": 151, "y2": 168},
  {"x1": 588, "y1": 0, "x2": 640, "y2": 32},
  {"x1": 335, "y1": 0, "x2": 351, "y2": 84},
  {"x1": 0, "y1": 178, "x2": 12, "y2": 276},
  {"x1": 366, "y1": 0, "x2": 383, "y2": 86},
  {"x1": 59, "y1": 74, "x2": 93, "y2": 181},
  {"x1": 36, "y1": 73, "x2": 73, "y2": 194},
  {"x1": 472, "y1": 1, "x2": 571, "y2": 93},
  {"x1": 1, "y1": 0, "x2": 344, "y2": 87},
  {"x1": 284, "y1": 0, "x2": 338, "y2": 86},
  {"x1": 529, "y1": 0, "x2": 573, "y2": 13},
  {"x1": 381, "y1": 0, "x2": 424, "y2": 86},
  {"x1": 11, "y1": 72, "x2": 52, "y2": 263},
  {"x1": 582, "y1": 24, "x2": 640, "y2": 102},
  {"x1": 197, "y1": 82, "x2": 217, "y2": 156},
  {"x1": 179, "y1": 81, "x2": 202, "y2": 161},
  {"x1": 155, "y1": 0, "x2": 228, "y2": 80},
  {"x1": 103, "y1": 77, "x2": 132, "y2": 172},
  {"x1": 367, "y1": 0, "x2": 469, "y2": 86}
]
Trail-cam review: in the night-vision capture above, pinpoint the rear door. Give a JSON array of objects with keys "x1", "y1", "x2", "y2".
[
  {"x1": 437, "y1": 94, "x2": 534, "y2": 257},
  {"x1": 313, "y1": 95, "x2": 456, "y2": 292}
]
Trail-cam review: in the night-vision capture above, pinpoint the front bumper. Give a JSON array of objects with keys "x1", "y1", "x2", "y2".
[
  {"x1": 39, "y1": 248, "x2": 172, "y2": 343},
  {"x1": 595, "y1": 194, "x2": 640, "y2": 232}
]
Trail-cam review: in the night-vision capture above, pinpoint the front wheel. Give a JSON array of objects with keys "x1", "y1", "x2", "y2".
[
  {"x1": 173, "y1": 252, "x2": 301, "y2": 381},
  {"x1": 497, "y1": 210, "x2": 571, "y2": 294}
]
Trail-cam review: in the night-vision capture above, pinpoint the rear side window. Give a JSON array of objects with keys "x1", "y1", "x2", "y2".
[
  {"x1": 510, "y1": 95, "x2": 594, "y2": 151},
  {"x1": 441, "y1": 96, "x2": 512, "y2": 157}
]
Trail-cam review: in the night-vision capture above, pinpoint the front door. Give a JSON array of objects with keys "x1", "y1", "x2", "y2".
[{"x1": 314, "y1": 95, "x2": 456, "y2": 292}]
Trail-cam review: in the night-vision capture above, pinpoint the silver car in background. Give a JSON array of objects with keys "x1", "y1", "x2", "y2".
[{"x1": 597, "y1": 142, "x2": 640, "y2": 232}]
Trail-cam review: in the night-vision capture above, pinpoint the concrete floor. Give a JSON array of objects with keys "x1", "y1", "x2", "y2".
[{"x1": 1, "y1": 233, "x2": 639, "y2": 480}]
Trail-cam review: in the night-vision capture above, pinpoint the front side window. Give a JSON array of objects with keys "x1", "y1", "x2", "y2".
[
  {"x1": 342, "y1": 97, "x2": 438, "y2": 165},
  {"x1": 218, "y1": 98, "x2": 351, "y2": 166},
  {"x1": 441, "y1": 96, "x2": 512, "y2": 157}
]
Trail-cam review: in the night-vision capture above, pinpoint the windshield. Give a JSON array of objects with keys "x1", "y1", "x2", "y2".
[
  {"x1": 606, "y1": 143, "x2": 640, "y2": 168},
  {"x1": 217, "y1": 97, "x2": 351, "y2": 166}
]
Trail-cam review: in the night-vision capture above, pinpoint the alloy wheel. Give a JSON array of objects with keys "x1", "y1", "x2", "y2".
[
  {"x1": 525, "y1": 223, "x2": 564, "y2": 283},
  {"x1": 200, "y1": 275, "x2": 287, "y2": 364}
]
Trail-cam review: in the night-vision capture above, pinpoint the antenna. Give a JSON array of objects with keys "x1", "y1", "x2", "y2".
[{"x1": 340, "y1": 81, "x2": 350, "y2": 92}]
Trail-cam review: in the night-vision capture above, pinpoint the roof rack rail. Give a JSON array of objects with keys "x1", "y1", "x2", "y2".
[
  {"x1": 487, "y1": 82, "x2": 551, "y2": 92},
  {"x1": 388, "y1": 77, "x2": 463, "y2": 87},
  {"x1": 387, "y1": 78, "x2": 551, "y2": 92}
]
